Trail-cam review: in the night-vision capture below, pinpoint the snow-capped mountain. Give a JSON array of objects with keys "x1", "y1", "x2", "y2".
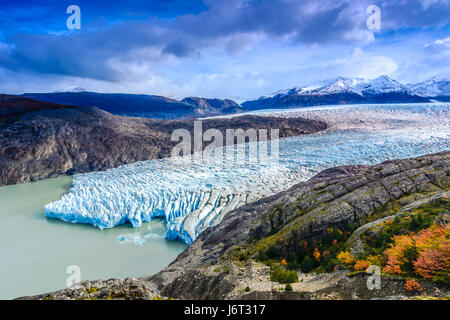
[
  {"x1": 54, "y1": 86, "x2": 87, "y2": 93},
  {"x1": 407, "y1": 78, "x2": 450, "y2": 97},
  {"x1": 242, "y1": 75, "x2": 433, "y2": 110},
  {"x1": 355, "y1": 75, "x2": 410, "y2": 96},
  {"x1": 298, "y1": 77, "x2": 366, "y2": 95},
  {"x1": 262, "y1": 77, "x2": 365, "y2": 98},
  {"x1": 261, "y1": 76, "x2": 410, "y2": 99}
]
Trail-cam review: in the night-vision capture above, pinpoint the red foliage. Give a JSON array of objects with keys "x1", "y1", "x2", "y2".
[{"x1": 414, "y1": 248, "x2": 446, "y2": 279}]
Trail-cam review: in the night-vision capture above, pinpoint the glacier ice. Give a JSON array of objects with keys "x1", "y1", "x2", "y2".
[{"x1": 45, "y1": 103, "x2": 450, "y2": 244}]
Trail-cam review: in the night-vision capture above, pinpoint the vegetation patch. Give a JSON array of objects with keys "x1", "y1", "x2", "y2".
[
  {"x1": 244, "y1": 191, "x2": 449, "y2": 292},
  {"x1": 256, "y1": 222, "x2": 356, "y2": 274},
  {"x1": 339, "y1": 198, "x2": 449, "y2": 285},
  {"x1": 270, "y1": 267, "x2": 298, "y2": 284}
]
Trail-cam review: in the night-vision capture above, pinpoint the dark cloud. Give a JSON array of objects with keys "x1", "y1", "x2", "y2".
[
  {"x1": 378, "y1": 0, "x2": 450, "y2": 29},
  {"x1": 0, "y1": 0, "x2": 449, "y2": 81}
]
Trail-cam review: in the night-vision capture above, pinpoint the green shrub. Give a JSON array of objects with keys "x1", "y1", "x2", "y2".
[
  {"x1": 288, "y1": 252, "x2": 298, "y2": 262},
  {"x1": 300, "y1": 256, "x2": 314, "y2": 273},
  {"x1": 266, "y1": 246, "x2": 279, "y2": 259},
  {"x1": 258, "y1": 250, "x2": 268, "y2": 261},
  {"x1": 287, "y1": 260, "x2": 300, "y2": 270},
  {"x1": 270, "y1": 267, "x2": 298, "y2": 284},
  {"x1": 245, "y1": 287, "x2": 251, "y2": 292},
  {"x1": 239, "y1": 252, "x2": 248, "y2": 261},
  {"x1": 285, "y1": 283, "x2": 293, "y2": 292},
  {"x1": 324, "y1": 258, "x2": 338, "y2": 272}
]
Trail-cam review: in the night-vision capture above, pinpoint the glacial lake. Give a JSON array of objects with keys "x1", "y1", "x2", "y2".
[{"x1": 0, "y1": 176, "x2": 186, "y2": 299}]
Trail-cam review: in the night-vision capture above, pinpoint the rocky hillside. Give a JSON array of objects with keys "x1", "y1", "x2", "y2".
[
  {"x1": 21, "y1": 151, "x2": 449, "y2": 300},
  {"x1": 180, "y1": 97, "x2": 241, "y2": 115},
  {"x1": 0, "y1": 95, "x2": 326, "y2": 185},
  {"x1": 23, "y1": 92, "x2": 242, "y2": 119}
]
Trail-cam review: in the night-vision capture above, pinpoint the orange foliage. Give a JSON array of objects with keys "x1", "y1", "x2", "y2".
[
  {"x1": 281, "y1": 259, "x2": 287, "y2": 267},
  {"x1": 332, "y1": 239, "x2": 338, "y2": 246},
  {"x1": 313, "y1": 248, "x2": 321, "y2": 262},
  {"x1": 384, "y1": 225, "x2": 449, "y2": 280},
  {"x1": 337, "y1": 251, "x2": 355, "y2": 265},
  {"x1": 354, "y1": 260, "x2": 370, "y2": 271},
  {"x1": 383, "y1": 234, "x2": 414, "y2": 274},
  {"x1": 405, "y1": 280, "x2": 423, "y2": 292},
  {"x1": 415, "y1": 225, "x2": 448, "y2": 249}
]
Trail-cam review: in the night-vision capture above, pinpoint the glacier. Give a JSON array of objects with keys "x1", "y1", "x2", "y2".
[{"x1": 45, "y1": 103, "x2": 450, "y2": 244}]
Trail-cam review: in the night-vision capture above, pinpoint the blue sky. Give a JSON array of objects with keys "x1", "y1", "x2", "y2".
[{"x1": 0, "y1": 0, "x2": 449, "y2": 100}]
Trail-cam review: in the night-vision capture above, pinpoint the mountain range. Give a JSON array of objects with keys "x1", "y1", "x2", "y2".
[
  {"x1": 22, "y1": 76, "x2": 450, "y2": 117},
  {"x1": 242, "y1": 76, "x2": 450, "y2": 109},
  {"x1": 23, "y1": 92, "x2": 243, "y2": 119}
]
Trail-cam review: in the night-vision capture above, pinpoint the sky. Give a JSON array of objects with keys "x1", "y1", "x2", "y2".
[{"x1": 0, "y1": 0, "x2": 449, "y2": 101}]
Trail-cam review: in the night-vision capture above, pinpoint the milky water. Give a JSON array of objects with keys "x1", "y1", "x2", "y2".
[{"x1": 0, "y1": 177, "x2": 186, "y2": 299}]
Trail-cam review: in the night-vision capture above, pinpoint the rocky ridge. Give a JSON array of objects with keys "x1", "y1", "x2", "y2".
[{"x1": 23, "y1": 92, "x2": 242, "y2": 119}]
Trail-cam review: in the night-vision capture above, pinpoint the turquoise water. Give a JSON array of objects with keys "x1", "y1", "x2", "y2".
[{"x1": 0, "y1": 176, "x2": 186, "y2": 299}]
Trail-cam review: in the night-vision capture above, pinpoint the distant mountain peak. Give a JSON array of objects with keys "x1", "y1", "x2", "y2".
[
  {"x1": 357, "y1": 75, "x2": 409, "y2": 95},
  {"x1": 407, "y1": 78, "x2": 450, "y2": 97},
  {"x1": 56, "y1": 86, "x2": 87, "y2": 93}
]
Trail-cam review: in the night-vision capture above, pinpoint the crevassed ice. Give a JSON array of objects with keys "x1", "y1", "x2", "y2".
[{"x1": 45, "y1": 103, "x2": 450, "y2": 244}]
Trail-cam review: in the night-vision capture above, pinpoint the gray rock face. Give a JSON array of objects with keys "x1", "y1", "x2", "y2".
[
  {"x1": 180, "y1": 97, "x2": 242, "y2": 115},
  {"x1": 0, "y1": 95, "x2": 326, "y2": 186},
  {"x1": 20, "y1": 151, "x2": 449, "y2": 300}
]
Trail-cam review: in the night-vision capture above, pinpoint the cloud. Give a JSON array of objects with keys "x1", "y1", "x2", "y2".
[
  {"x1": 421, "y1": 37, "x2": 450, "y2": 75},
  {"x1": 425, "y1": 37, "x2": 450, "y2": 52},
  {"x1": 378, "y1": 0, "x2": 450, "y2": 29},
  {"x1": 0, "y1": 0, "x2": 378, "y2": 80},
  {"x1": 0, "y1": 0, "x2": 449, "y2": 96}
]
